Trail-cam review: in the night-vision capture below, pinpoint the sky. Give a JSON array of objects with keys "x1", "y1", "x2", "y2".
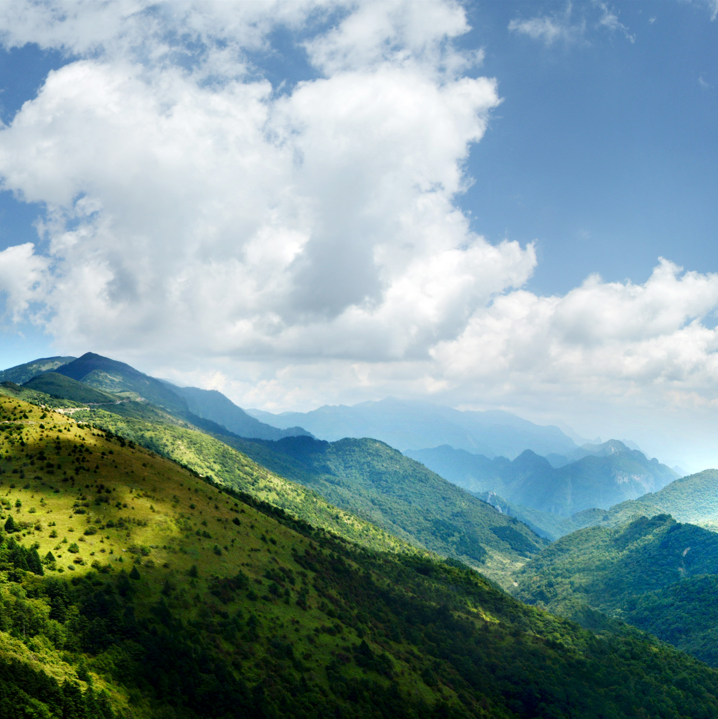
[{"x1": 0, "y1": 0, "x2": 717, "y2": 471}]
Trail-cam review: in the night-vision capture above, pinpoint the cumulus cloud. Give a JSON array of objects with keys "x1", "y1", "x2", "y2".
[
  {"x1": 0, "y1": 243, "x2": 49, "y2": 323},
  {"x1": 431, "y1": 260, "x2": 718, "y2": 401},
  {"x1": 0, "y1": 0, "x2": 524, "y2": 363}
]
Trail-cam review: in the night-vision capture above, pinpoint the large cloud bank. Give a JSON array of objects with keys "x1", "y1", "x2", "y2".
[{"x1": 0, "y1": 1, "x2": 718, "y2": 466}]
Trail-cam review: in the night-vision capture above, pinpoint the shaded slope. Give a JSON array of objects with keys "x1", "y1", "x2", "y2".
[
  {"x1": 221, "y1": 435, "x2": 548, "y2": 585},
  {"x1": 172, "y1": 384, "x2": 310, "y2": 440},
  {"x1": 2, "y1": 396, "x2": 718, "y2": 719},
  {"x1": 0, "y1": 355, "x2": 75, "y2": 384},
  {"x1": 515, "y1": 513, "x2": 718, "y2": 666},
  {"x1": 24, "y1": 371, "x2": 120, "y2": 404},
  {"x1": 55, "y1": 352, "x2": 189, "y2": 414}
]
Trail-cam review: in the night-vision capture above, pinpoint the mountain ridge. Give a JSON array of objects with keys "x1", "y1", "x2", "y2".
[
  {"x1": 408, "y1": 441, "x2": 677, "y2": 519},
  {"x1": 249, "y1": 398, "x2": 580, "y2": 458}
]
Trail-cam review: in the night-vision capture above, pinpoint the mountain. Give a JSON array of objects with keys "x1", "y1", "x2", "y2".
[
  {"x1": 515, "y1": 513, "x2": 718, "y2": 666},
  {"x1": 54, "y1": 352, "x2": 191, "y2": 414},
  {"x1": 0, "y1": 380, "x2": 409, "y2": 558},
  {"x1": 560, "y1": 468, "x2": 718, "y2": 535},
  {"x1": 249, "y1": 398, "x2": 579, "y2": 458},
  {"x1": 5, "y1": 351, "x2": 311, "y2": 443},
  {"x1": 1, "y1": 375, "x2": 546, "y2": 585},
  {"x1": 23, "y1": 371, "x2": 121, "y2": 405},
  {"x1": 171, "y1": 384, "x2": 310, "y2": 441},
  {"x1": 2, "y1": 394, "x2": 718, "y2": 718},
  {"x1": 409, "y1": 441, "x2": 677, "y2": 518},
  {"x1": 0, "y1": 355, "x2": 76, "y2": 384},
  {"x1": 214, "y1": 434, "x2": 548, "y2": 585}
]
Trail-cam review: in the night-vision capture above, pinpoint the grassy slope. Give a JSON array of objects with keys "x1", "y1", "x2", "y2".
[
  {"x1": 2, "y1": 396, "x2": 718, "y2": 719},
  {"x1": 514, "y1": 513, "x2": 718, "y2": 665},
  {"x1": 71, "y1": 407, "x2": 416, "y2": 558},
  {"x1": 6, "y1": 377, "x2": 546, "y2": 586},
  {"x1": 224, "y1": 436, "x2": 547, "y2": 586}
]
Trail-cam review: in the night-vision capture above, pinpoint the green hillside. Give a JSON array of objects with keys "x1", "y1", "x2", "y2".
[
  {"x1": 3, "y1": 396, "x2": 718, "y2": 718},
  {"x1": 560, "y1": 469, "x2": 718, "y2": 534},
  {"x1": 55, "y1": 352, "x2": 190, "y2": 414},
  {"x1": 515, "y1": 513, "x2": 718, "y2": 665},
  {"x1": 2, "y1": 373, "x2": 548, "y2": 586},
  {"x1": 0, "y1": 355, "x2": 75, "y2": 384},
  {"x1": 217, "y1": 435, "x2": 548, "y2": 585},
  {"x1": 24, "y1": 372, "x2": 120, "y2": 405}
]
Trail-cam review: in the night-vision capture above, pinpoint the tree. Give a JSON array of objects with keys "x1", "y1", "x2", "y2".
[
  {"x1": 129, "y1": 565, "x2": 141, "y2": 580},
  {"x1": 4, "y1": 515, "x2": 16, "y2": 533}
]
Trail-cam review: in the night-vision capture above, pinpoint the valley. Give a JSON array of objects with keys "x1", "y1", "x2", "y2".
[{"x1": 2, "y1": 352, "x2": 718, "y2": 718}]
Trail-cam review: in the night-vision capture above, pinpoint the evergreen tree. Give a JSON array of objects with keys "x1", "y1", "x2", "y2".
[
  {"x1": 4, "y1": 514, "x2": 16, "y2": 533},
  {"x1": 27, "y1": 547, "x2": 44, "y2": 576},
  {"x1": 129, "y1": 565, "x2": 141, "y2": 580}
]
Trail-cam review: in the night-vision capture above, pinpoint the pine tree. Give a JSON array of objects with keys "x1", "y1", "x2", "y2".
[
  {"x1": 27, "y1": 547, "x2": 44, "y2": 576},
  {"x1": 129, "y1": 565, "x2": 141, "y2": 580},
  {"x1": 4, "y1": 514, "x2": 16, "y2": 533}
]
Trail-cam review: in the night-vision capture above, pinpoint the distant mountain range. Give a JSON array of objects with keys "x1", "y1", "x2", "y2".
[
  {"x1": 408, "y1": 440, "x2": 677, "y2": 519},
  {"x1": 559, "y1": 468, "x2": 718, "y2": 535},
  {"x1": 249, "y1": 398, "x2": 580, "y2": 458}
]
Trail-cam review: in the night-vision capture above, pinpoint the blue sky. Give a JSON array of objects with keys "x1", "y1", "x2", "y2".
[
  {"x1": 461, "y1": 1, "x2": 718, "y2": 295},
  {"x1": 0, "y1": 0, "x2": 717, "y2": 470}
]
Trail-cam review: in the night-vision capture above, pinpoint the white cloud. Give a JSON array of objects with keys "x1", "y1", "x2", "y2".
[
  {"x1": 0, "y1": 0, "x2": 522, "y2": 365},
  {"x1": 508, "y1": 1, "x2": 635, "y2": 47},
  {"x1": 0, "y1": 243, "x2": 49, "y2": 323},
  {"x1": 431, "y1": 259, "x2": 718, "y2": 403},
  {"x1": 594, "y1": 2, "x2": 634, "y2": 43},
  {"x1": 508, "y1": 3, "x2": 586, "y2": 46}
]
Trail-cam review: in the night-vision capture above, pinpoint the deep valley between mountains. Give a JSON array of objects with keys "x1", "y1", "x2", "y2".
[{"x1": 0, "y1": 353, "x2": 718, "y2": 717}]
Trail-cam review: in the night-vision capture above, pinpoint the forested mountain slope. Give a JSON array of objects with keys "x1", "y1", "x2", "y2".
[
  {"x1": 0, "y1": 356, "x2": 76, "y2": 384},
  {"x1": 2, "y1": 395, "x2": 718, "y2": 718},
  {"x1": 515, "y1": 513, "x2": 718, "y2": 666},
  {"x1": 3, "y1": 367, "x2": 549, "y2": 586},
  {"x1": 219, "y1": 435, "x2": 548, "y2": 584}
]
